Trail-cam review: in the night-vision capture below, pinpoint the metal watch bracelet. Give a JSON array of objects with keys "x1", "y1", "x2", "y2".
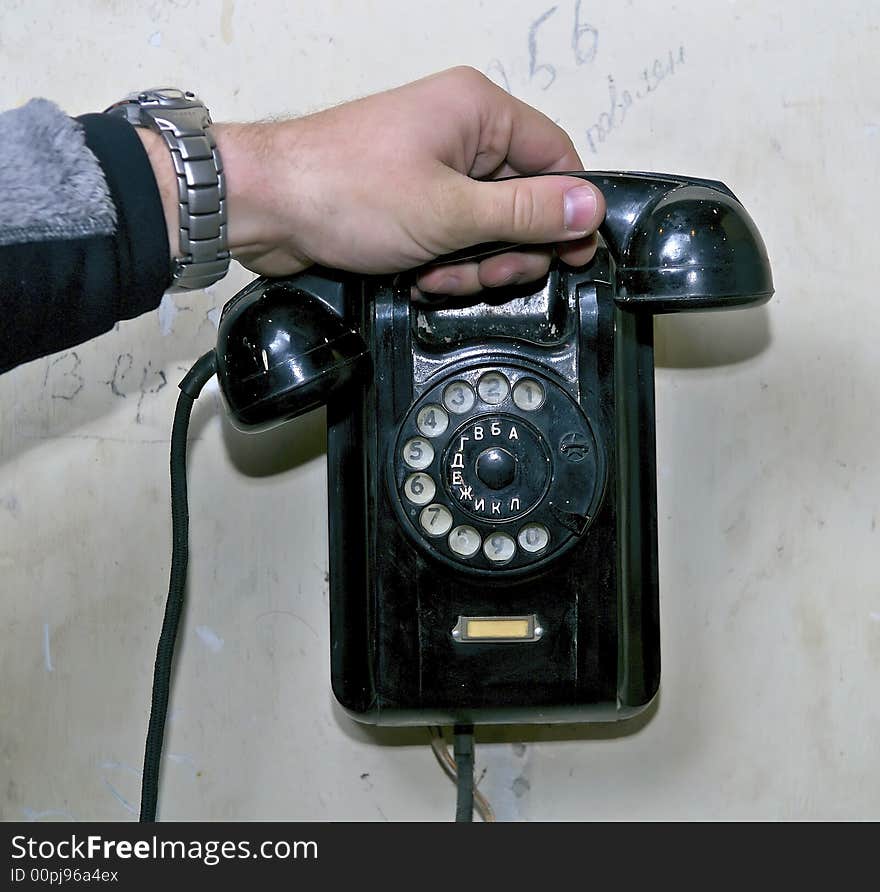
[{"x1": 105, "y1": 89, "x2": 230, "y2": 292}]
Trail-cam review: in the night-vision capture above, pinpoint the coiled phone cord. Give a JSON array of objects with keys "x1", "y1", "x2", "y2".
[{"x1": 140, "y1": 350, "x2": 217, "y2": 823}]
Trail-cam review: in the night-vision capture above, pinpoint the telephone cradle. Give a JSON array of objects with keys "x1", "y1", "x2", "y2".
[{"x1": 214, "y1": 171, "x2": 773, "y2": 727}]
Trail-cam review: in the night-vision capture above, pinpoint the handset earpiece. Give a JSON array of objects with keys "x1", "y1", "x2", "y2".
[
  {"x1": 214, "y1": 277, "x2": 369, "y2": 432},
  {"x1": 586, "y1": 171, "x2": 773, "y2": 311}
]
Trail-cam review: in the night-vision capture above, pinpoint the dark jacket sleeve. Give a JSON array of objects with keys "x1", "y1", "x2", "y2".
[{"x1": 0, "y1": 106, "x2": 171, "y2": 374}]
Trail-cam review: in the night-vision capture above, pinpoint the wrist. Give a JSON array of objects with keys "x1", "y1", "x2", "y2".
[
  {"x1": 136, "y1": 127, "x2": 179, "y2": 259},
  {"x1": 212, "y1": 121, "x2": 279, "y2": 260}
]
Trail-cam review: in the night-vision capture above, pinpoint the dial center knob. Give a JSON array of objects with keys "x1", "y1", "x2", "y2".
[{"x1": 476, "y1": 447, "x2": 517, "y2": 490}]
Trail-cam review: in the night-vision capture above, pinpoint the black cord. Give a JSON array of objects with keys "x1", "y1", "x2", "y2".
[
  {"x1": 140, "y1": 350, "x2": 217, "y2": 823},
  {"x1": 453, "y1": 724, "x2": 475, "y2": 823}
]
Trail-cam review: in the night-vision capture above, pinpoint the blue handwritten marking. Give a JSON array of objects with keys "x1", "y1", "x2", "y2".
[
  {"x1": 99, "y1": 761, "x2": 141, "y2": 815},
  {"x1": 529, "y1": 7, "x2": 559, "y2": 90},
  {"x1": 22, "y1": 807, "x2": 76, "y2": 822},
  {"x1": 485, "y1": 1, "x2": 598, "y2": 97},
  {"x1": 43, "y1": 623, "x2": 53, "y2": 673},
  {"x1": 103, "y1": 779, "x2": 137, "y2": 815},
  {"x1": 586, "y1": 46, "x2": 686, "y2": 154}
]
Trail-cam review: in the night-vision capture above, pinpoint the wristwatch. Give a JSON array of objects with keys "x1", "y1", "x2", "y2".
[{"x1": 105, "y1": 88, "x2": 230, "y2": 292}]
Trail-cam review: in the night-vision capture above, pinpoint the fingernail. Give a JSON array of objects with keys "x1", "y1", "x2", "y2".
[
  {"x1": 564, "y1": 185, "x2": 598, "y2": 232},
  {"x1": 425, "y1": 273, "x2": 459, "y2": 294},
  {"x1": 495, "y1": 271, "x2": 521, "y2": 287}
]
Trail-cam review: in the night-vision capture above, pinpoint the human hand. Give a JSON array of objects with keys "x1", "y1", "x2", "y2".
[{"x1": 150, "y1": 67, "x2": 606, "y2": 296}]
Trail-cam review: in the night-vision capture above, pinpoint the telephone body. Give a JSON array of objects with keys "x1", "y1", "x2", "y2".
[{"x1": 216, "y1": 172, "x2": 773, "y2": 727}]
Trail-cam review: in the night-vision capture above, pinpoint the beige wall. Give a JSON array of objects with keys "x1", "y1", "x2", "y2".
[{"x1": 1, "y1": 0, "x2": 878, "y2": 820}]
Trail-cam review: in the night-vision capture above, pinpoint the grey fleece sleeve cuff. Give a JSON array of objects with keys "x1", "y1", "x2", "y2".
[{"x1": 0, "y1": 98, "x2": 117, "y2": 246}]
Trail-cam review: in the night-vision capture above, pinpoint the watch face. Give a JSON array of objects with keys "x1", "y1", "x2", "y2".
[{"x1": 153, "y1": 88, "x2": 186, "y2": 101}]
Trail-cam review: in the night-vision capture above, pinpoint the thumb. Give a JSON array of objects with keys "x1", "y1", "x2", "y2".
[{"x1": 447, "y1": 174, "x2": 605, "y2": 248}]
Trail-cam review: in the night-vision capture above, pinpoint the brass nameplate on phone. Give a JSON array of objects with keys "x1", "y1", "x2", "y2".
[{"x1": 451, "y1": 615, "x2": 543, "y2": 643}]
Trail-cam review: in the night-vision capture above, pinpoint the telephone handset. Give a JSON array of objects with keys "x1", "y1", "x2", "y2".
[{"x1": 214, "y1": 171, "x2": 772, "y2": 725}]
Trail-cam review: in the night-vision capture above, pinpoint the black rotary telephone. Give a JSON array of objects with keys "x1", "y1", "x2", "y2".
[{"x1": 143, "y1": 171, "x2": 773, "y2": 819}]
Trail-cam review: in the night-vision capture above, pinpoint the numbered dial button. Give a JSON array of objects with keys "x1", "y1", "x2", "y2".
[
  {"x1": 448, "y1": 525, "x2": 481, "y2": 558},
  {"x1": 416, "y1": 404, "x2": 449, "y2": 438},
  {"x1": 404, "y1": 473, "x2": 436, "y2": 506},
  {"x1": 477, "y1": 371, "x2": 510, "y2": 405},
  {"x1": 420, "y1": 503, "x2": 453, "y2": 537},
  {"x1": 518, "y1": 523, "x2": 550, "y2": 553},
  {"x1": 483, "y1": 532, "x2": 516, "y2": 563},
  {"x1": 443, "y1": 380, "x2": 476, "y2": 414},
  {"x1": 403, "y1": 437, "x2": 434, "y2": 470},
  {"x1": 512, "y1": 378, "x2": 546, "y2": 411}
]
